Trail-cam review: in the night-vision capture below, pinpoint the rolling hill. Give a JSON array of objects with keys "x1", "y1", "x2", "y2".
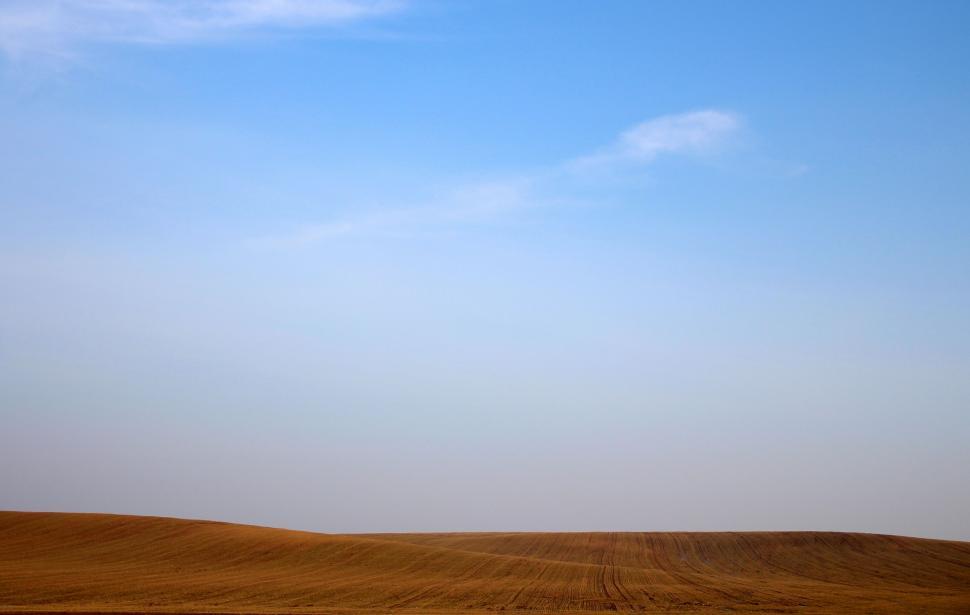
[{"x1": 0, "y1": 511, "x2": 968, "y2": 614}]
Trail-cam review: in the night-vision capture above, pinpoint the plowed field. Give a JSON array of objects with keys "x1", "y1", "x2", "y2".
[{"x1": 1, "y1": 512, "x2": 967, "y2": 614}]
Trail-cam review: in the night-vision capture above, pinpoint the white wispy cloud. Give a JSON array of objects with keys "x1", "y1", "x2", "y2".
[
  {"x1": 0, "y1": 0, "x2": 404, "y2": 61},
  {"x1": 259, "y1": 109, "x2": 743, "y2": 247},
  {"x1": 570, "y1": 110, "x2": 741, "y2": 170}
]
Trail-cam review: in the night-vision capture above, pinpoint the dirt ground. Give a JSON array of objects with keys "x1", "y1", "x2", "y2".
[{"x1": 1, "y1": 512, "x2": 968, "y2": 614}]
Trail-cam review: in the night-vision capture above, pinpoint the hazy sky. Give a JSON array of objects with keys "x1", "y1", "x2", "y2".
[{"x1": 1, "y1": 1, "x2": 969, "y2": 541}]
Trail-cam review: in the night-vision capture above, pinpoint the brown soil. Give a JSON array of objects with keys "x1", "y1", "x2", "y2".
[{"x1": 1, "y1": 511, "x2": 967, "y2": 614}]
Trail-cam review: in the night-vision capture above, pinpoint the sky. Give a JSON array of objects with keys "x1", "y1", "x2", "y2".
[{"x1": 1, "y1": 0, "x2": 969, "y2": 541}]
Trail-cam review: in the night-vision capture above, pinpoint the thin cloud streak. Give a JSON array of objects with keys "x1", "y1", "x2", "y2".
[
  {"x1": 569, "y1": 110, "x2": 741, "y2": 170},
  {"x1": 0, "y1": 0, "x2": 404, "y2": 60},
  {"x1": 253, "y1": 177, "x2": 539, "y2": 248},
  {"x1": 260, "y1": 109, "x2": 742, "y2": 247}
]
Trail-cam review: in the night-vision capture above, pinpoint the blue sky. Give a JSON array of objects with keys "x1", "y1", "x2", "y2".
[{"x1": 1, "y1": 1, "x2": 969, "y2": 539}]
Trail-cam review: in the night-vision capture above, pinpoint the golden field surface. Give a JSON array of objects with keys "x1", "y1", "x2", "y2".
[{"x1": 0, "y1": 512, "x2": 968, "y2": 614}]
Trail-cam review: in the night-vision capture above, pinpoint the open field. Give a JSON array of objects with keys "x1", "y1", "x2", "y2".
[{"x1": 0, "y1": 512, "x2": 968, "y2": 614}]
